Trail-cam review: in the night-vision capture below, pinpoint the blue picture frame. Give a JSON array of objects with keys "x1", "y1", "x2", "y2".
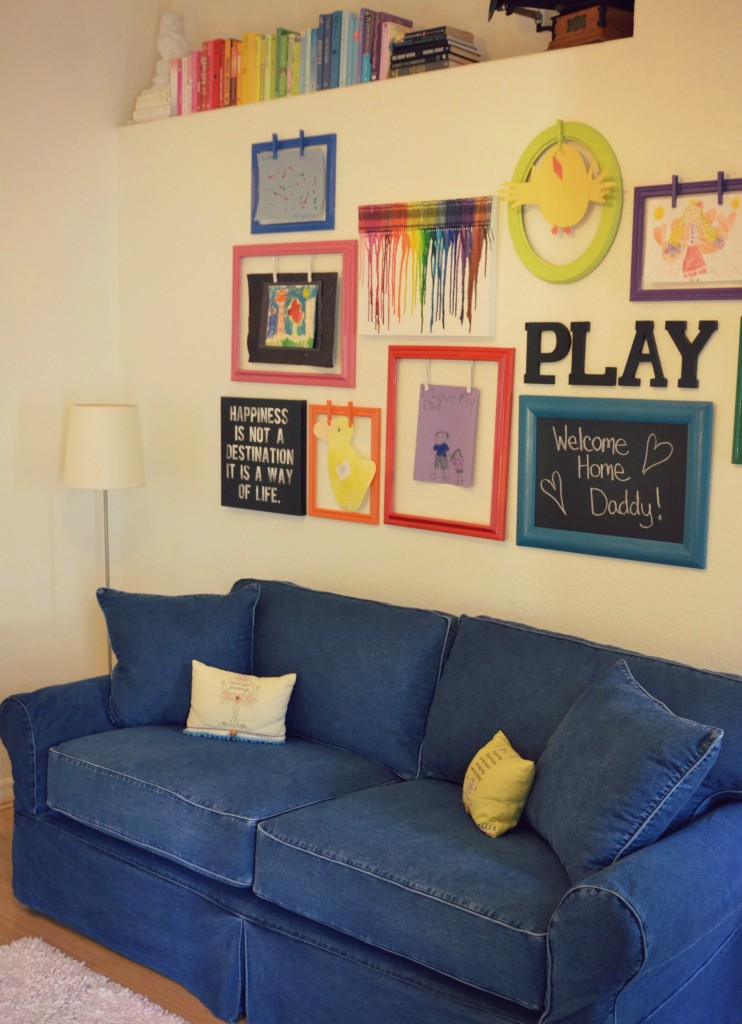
[
  {"x1": 517, "y1": 396, "x2": 713, "y2": 568},
  {"x1": 251, "y1": 131, "x2": 336, "y2": 234}
]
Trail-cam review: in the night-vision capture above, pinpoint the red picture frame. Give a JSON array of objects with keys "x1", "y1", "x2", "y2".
[
  {"x1": 384, "y1": 345, "x2": 515, "y2": 540},
  {"x1": 231, "y1": 240, "x2": 357, "y2": 387}
]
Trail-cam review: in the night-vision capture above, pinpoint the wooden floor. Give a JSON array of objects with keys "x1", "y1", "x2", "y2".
[{"x1": 0, "y1": 804, "x2": 236, "y2": 1023}]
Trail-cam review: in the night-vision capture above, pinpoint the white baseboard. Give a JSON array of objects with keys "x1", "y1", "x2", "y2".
[{"x1": 0, "y1": 776, "x2": 13, "y2": 808}]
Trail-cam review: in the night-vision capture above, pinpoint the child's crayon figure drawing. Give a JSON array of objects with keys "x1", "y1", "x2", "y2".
[
  {"x1": 265, "y1": 282, "x2": 318, "y2": 348},
  {"x1": 431, "y1": 431, "x2": 450, "y2": 481},
  {"x1": 413, "y1": 385, "x2": 479, "y2": 489},
  {"x1": 650, "y1": 197, "x2": 740, "y2": 283}
]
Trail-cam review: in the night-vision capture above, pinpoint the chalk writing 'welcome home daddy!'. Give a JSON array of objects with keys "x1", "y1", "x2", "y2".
[{"x1": 534, "y1": 417, "x2": 687, "y2": 543}]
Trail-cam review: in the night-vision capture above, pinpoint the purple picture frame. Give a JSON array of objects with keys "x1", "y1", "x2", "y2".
[{"x1": 630, "y1": 175, "x2": 742, "y2": 301}]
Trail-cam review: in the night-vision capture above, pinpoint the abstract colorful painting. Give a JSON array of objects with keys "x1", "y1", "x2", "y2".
[
  {"x1": 264, "y1": 282, "x2": 319, "y2": 349},
  {"x1": 358, "y1": 196, "x2": 495, "y2": 336}
]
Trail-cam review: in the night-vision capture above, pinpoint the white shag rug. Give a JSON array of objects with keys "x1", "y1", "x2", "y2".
[{"x1": 0, "y1": 936, "x2": 189, "y2": 1024}]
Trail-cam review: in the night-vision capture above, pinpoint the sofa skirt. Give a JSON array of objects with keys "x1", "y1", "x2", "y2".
[
  {"x1": 11, "y1": 810, "x2": 247, "y2": 1023},
  {"x1": 242, "y1": 897, "x2": 540, "y2": 1024}
]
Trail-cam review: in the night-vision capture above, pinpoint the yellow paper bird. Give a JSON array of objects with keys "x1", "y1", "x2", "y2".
[
  {"x1": 313, "y1": 415, "x2": 377, "y2": 513},
  {"x1": 499, "y1": 142, "x2": 614, "y2": 235}
]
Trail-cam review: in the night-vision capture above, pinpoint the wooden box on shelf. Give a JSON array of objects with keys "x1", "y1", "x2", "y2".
[{"x1": 548, "y1": 5, "x2": 633, "y2": 50}]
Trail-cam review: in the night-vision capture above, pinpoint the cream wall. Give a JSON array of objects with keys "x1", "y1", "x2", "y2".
[
  {"x1": 117, "y1": 1, "x2": 742, "y2": 679},
  {"x1": 0, "y1": 0, "x2": 162, "y2": 799}
]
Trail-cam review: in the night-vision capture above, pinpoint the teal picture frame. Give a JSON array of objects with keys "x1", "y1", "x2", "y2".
[
  {"x1": 733, "y1": 319, "x2": 742, "y2": 465},
  {"x1": 517, "y1": 396, "x2": 713, "y2": 568}
]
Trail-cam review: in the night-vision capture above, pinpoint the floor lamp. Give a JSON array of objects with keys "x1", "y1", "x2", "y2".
[{"x1": 63, "y1": 404, "x2": 145, "y2": 671}]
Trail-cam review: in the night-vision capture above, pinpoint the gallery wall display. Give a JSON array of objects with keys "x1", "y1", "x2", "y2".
[
  {"x1": 232, "y1": 240, "x2": 357, "y2": 387},
  {"x1": 308, "y1": 402, "x2": 381, "y2": 524},
  {"x1": 385, "y1": 345, "x2": 515, "y2": 539},
  {"x1": 221, "y1": 396, "x2": 307, "y2": 516},
  {"x1": 251, "y1": 131, "x2": 337, "y2": 233},
  {"x1": 358, "y1": 196, "x2": 496, "y2": 337},
  {"x1": 517, "y1": 395, "x2": 713, "y2": 568},
  {"x1": 500, "y1": 120, "x2": 623, "y2": 283},
  {"x1": 630, "y1": 173, "x2": 742, "y2": 301}
]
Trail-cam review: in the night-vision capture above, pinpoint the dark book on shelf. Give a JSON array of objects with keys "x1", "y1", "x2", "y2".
[
  {"x1": 399, "y1": 25, "x2": 474, "y2": 45},
  {"x1": 390, "y1": 42, "x2": 480, "y2": 64},
  {"x1": 389, "y1": 54, "x2": 475, "y2": 77}
]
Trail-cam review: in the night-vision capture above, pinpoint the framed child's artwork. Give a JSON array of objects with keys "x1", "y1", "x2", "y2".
[
  {"x1": 232, "y1": 240, "x2": 357, "y2": 387},
  {"x1": 308, "y1": 402, "x2": 381, "y2": 524},
  {"x1": 517, "y1": 396, "x2": 713, "y2": 567},
  {"x1": 251, "y1": 131, "x2": 336, "y2": 234},
  {"x1": 385, "y1": 346, "x2": 515, "y2": 540},
  {"x1": 630, "y1": 174, "x2": 742, "y2": 301},
  {"x1": 358, "y1": 196, "x2": 496, "y2": 337}
]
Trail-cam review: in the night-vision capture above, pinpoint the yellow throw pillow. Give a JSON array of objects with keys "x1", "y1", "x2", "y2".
[
  {"x1": 184, "y1": 660, "x2": 297, "y2": 744},
  {"x1": 463, "y1": 731, "x2": 536, "y2": 838}
]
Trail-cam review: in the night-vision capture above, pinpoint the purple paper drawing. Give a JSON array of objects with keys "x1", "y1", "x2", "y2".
[{"x1": 413, "y1": 384, "x2": 480, "y2": 487}]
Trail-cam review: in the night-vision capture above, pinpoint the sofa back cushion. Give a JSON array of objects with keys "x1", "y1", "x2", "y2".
[
  {"x1": 422, "y1": 615, "x2": 742, "y2": 827},
  {"x1": 232, "y1": 579, "x2": 456, "y2": 779}
]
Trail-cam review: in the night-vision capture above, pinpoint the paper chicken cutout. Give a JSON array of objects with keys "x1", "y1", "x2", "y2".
[
  {"x1": 313, "y1": 415, "x2": 377, "y2": 512},
  {"x1": 499, "y1": 141, "x2": 614, "y2": 236}
]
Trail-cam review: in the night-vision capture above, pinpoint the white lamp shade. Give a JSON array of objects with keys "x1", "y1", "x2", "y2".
[{"x1": 64, "y1": 404, "x2": 145, "y2": 490}]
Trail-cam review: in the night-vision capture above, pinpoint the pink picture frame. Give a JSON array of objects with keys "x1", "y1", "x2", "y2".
[
  {"x1": 385, "y1": 345, "x2": 515, "y2": 540},
  {"x1": 232, "y1": 240, "x2": 357, "y2": 387}
]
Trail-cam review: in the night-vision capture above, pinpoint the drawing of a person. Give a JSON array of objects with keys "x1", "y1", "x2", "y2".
[
  {"x1": 432, "y1": 430, "x2": 450, "y2": 481},
  {"x1": 654, "y1": 199, "x2": 737, "y2": 280},
  {"x1": 451, "y1": 448, "x2": 464, "y2": 485}
]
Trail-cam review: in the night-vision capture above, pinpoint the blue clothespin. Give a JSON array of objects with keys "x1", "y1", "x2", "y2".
[
  {"x1": 671, "y1": 174, "x2": 679, "y2": 208},
  {"x1": 272, "y1": 133, "x2": 278, "y2": 158},
  {"x1": 717, "y1": 171, "x2": 725, "y2": 205},
  {"x1": 299, "y1": 130, "x2": 306, "y2": 156}
]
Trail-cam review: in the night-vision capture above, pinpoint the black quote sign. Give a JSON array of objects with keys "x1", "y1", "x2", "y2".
[
  {"x1": 221, "y1": 397, "x2": 306, "y2": 516},
  {"x1": 534, "y1": 416, "x2": 688, "y2": 544}
]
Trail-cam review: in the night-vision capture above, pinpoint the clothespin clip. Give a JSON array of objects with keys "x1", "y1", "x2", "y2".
[
  {"x1": 717, "y1": 171, "x2": 725, "y2": 205},
  {"x1": 467, "y1": 363, "x2": 474, "y2": 394},
  {"x1": 671, "y1": 174, "x2": 679, "y2": 208},
  {"x1": 557, "y1": 119, "x2": 564, "y2": 150},
  {"x1": 272, "y1": 258, "x2": 278, "y2": 283},
  {"x1": 326, "y1": 400, "x2": 333, "y2": 424},
  {"x1": 348, "y1": 401, "x2": 354, "y2": 426},
  {"x1": 424, "y1": 361, "x2": 431, "y2": 392},
  {"x1": 307, "y1": 256, "x2": 313, "y2": 284},
  {"x1": 299, "y1": 130, "x2": 306, "y2": 156},
  {"x1": 272, "y1": 133, "x2": 279, "y2": 158}
]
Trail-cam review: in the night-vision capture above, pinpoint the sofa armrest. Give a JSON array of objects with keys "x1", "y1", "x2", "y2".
[
  {"x1": 544, "y1": 803, "x2": 742, "y2": 1024},
  {"x1": 0, "y1": 676, "x2": 115, "y2": 815}
]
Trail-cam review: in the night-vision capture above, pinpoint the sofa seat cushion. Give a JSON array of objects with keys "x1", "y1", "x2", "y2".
[
  {"x1": 47, "y1": 726, "x2": 397, "y2": 887},
  {"x1": 254, "y1": 779, "x2": 569, "y2": 1011}
]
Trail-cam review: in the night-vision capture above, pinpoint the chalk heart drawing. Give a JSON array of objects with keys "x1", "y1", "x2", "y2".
[
  {"x1": 642, "y1": 433, "x2": 674, "y2": 475},
  {"x1": 540, "y1": 471, "x2": 567, "y2": 516}
]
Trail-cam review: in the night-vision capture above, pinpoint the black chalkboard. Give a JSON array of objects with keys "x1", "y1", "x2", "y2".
[
  {"x1": 517, "y1": 397, "x2": 713, "y2": 568},
  {"x1": 221, "y1": 397, "x2": 306, "y2": 516},
  {"x1": 534, "y1": 415, "x2": 688, "y2": 543}
]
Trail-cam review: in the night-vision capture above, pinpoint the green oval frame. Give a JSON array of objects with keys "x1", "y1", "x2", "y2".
[{"x1": 506, "y1": 121, "x2": 623, "y2": 284}]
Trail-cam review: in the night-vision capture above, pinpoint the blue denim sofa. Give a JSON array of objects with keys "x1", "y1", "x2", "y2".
[{"x1": 2, "y1": 578, "x2": 742, "y2": 1024}]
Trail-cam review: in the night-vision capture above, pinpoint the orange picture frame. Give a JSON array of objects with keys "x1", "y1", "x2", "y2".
[{"x1": 308, "y1": 402, "x2": 381, "y2": 525}]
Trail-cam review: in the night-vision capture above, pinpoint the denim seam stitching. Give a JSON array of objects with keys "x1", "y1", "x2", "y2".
[
  {"x1": 9, "y1": 697, "x2": 38, "y2": 815},
  {"x1": 45, "y1": 804, "x2": 253, "y2": 886},
  {"x1": 49, "y1": 748, "x2": 259, "y2": 823},
  {"x1": 257, "y1": 827, "x2": 547, "y2": 937}
]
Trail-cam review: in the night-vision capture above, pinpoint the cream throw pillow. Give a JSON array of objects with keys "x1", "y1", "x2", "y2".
[
  {"x1": 463, "y1": 731, "x2": 536, "y2": 838},
  {"x1": 184, "y1": 659, "x2": 297, "y2": 743}
]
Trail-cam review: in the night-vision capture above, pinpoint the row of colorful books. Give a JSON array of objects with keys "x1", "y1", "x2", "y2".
[{"x1": 131, "y1": 12, "x2": 480, "y2": 121}]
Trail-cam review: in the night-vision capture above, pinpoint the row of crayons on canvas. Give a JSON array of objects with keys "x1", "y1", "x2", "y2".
[{"x1": 131, "y1": 15, "x2": 481, "y2": 122}]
